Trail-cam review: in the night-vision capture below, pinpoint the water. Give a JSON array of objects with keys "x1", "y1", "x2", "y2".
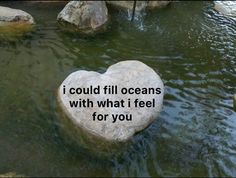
[{"x1": 0, "y1": 1, "x2": 236, "y2": 177}]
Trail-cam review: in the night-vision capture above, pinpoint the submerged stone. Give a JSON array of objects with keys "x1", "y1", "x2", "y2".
[
  {"x1": 57, "y1": 1, "x2": 109, "y2": 34},
  {"x1": 0, "y1": 172, "x2": 24, "y2": 177},
  {"x1": 57, "y1": 60, "x2": 164, "y2": 153}
]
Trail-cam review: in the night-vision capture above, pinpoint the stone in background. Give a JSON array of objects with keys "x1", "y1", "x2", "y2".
[{"x1": 57, "y1": 1, "x2": 109, "y2": 34}]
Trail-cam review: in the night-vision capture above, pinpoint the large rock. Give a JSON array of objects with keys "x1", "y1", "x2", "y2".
[
  {"x1": 0, "y1": 6, "x2": 34, "y2": 24},
  {"x1": 57, "y1": 1, "x2": 109, "y2": 34},
  {"x1": 57, "y1": 60, "x2": 164, "y2": 152},
  {"x1": 106, "y1": 1, "x2": 170, "y2": 11},
  {"x1": 214, "y1": 1, "x2": 236, "y2": 17},
  {"x1": 0, "y1": 6, "x2": 34, "y2": 36}
]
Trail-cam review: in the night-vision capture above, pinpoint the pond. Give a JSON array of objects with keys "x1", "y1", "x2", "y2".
[{"x1": 0, "y1": 1, "x2": 236, "y2": 177}]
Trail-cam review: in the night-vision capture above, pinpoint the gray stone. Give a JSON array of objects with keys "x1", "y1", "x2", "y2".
[
  {"x1": 214, "y1": 1, "x2": 236, "y2": 17},
  {"x1": 147, "y1": 1, "x2": 171, "y2": 10},
  {"x1": 57, "y1": 60, "x2": 164, "y2": 149},
  {"x1": 106, "y1": 1, "x2": 147, "y2": 11},
  {"x1": 106, "y1": 1, "x2": 170, "y2": 11},
  {"x1": 57, "y1": 1, "x2": 108, "y2": 34},
  {"x1": 0, "y1": 6, "x2": 34, "y2": 25},
  {"x1": 0, "y1": 6, "x2": 34, "y2": 36}
]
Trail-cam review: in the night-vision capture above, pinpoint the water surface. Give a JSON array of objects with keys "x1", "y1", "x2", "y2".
[{"x1": 0, "y1": 1, "x2": 236, "y2": 177}]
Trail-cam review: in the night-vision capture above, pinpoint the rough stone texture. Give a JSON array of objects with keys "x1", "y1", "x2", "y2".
[
  {"x1": 57, "y1": 60, "x2": 164, "y2": 146},
  {"x1": 106, "y1": 1, "x2": 147, "y2": 11},
  {"x1": 214, "y1": 1, "x2": 236, "y2": 17},
  {"x1": 0, "y1": 6, "x2": 34, "y2": 25},
  {"x1": 147, "y1": 1, "x2": 171, "y2": 10},
  {"x1": 106, "y1": 1, "x2": 170, "y2": 11},
  {"x1": 57, "y1": 1, "x2": 108, "y2": 34}
]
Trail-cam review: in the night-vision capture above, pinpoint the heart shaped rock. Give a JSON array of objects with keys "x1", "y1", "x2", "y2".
[{"x1": 57, "y1": 60, "x2": 164, "y2": 146}]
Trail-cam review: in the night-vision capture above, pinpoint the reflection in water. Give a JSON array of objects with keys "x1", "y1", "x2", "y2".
[{"x1": 0, "y1": 1, "x2": 235, "y2": 177}]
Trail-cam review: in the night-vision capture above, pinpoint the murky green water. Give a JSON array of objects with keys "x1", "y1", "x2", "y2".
[{"x1": 0, "y1": 1, "x2": 236, "y2": 177}]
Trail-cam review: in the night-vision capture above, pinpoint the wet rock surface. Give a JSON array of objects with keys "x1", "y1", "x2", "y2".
[
  {"x1": 57, "y1": 1, "x2": 108, "y2": 34},
  {"x1": 0, "y1": 6, "x2": 34, "y2": 24},
  {"x1": 57, "y1": 60, "x2": 164, "y2": 151}
]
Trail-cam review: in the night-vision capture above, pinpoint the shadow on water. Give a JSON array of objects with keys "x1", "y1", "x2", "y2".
[{"x1": 0, "y1": 1, "x2": 236, "y2": 177}]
